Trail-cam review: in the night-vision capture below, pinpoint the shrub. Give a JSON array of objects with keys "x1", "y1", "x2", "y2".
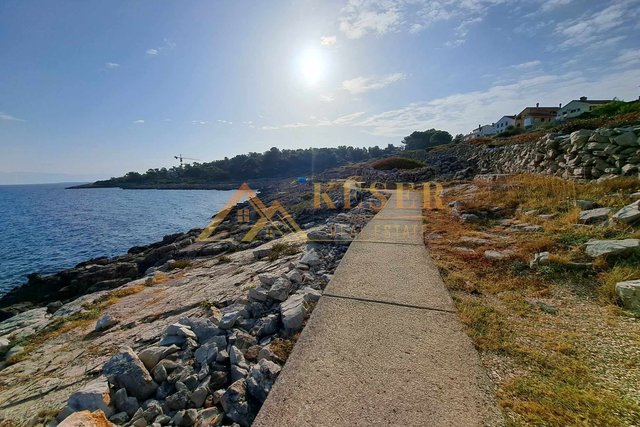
[
  {"x1": 371, "y1": 157, "x2": 425, "y2": 170},
  {"x1": 268, "y1": 242, "x2": 300, "y2": 261}
]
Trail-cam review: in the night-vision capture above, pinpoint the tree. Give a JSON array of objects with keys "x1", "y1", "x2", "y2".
[
  {"x1": 401, "y1": 129, "x2": 452, "y2": 150},
  {"x1": 453, "y1": 134, "x2": 465, "y2": 144}
]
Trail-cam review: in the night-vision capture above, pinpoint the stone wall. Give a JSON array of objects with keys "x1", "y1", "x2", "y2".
[{"x1": 473, "y1": 125, "x2": 640, "y2": 180}]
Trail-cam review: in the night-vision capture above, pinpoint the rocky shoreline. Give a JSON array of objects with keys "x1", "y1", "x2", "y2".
[{"x1": 0, "y1": 180, "x2": 381, "y2": 426}]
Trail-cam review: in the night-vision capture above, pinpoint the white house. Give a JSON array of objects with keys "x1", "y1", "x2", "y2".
[
  {"x1": 494, "y1": 115, "x2": 515, "y2": 133},
  {"x1": 465, "y1": 124, "x2": 496, "y2": 140},
  {"x1": 556, "y1": 97, "x2": 613, "y2": 121}
]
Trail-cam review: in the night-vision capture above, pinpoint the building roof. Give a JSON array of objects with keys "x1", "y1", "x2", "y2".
[{"x1": 565, "y1": 99, "x2": 613, "y2": 105}]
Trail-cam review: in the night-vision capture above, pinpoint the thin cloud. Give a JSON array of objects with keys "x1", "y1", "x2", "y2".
[
  {"x1": 105, "y1": 62, "x2": 120, "y2": 69},
  {"x1": 616, "y1": 48, "x2": 640, "y2": 65},
  {"x1": 320, "y1": 36, "x2": 337, "y2": 46},
  {"x1": 0, "y1": 112, "x2": 25, "y2": 122},
  {"x1": 217, "y1": 119, "x2": 233, "y2": 125},
  {"x1": 191, "y1": 120, "x2": 208, "y2": 125},
  {"x1": 554, "y1": 2, "x2": 637, "y2": 49},
  {"x1": 510, "y1": 60, "x2": 542, "y2": 69},
  {"x1": 145, "y1": 39, "x2": 176, "y2": 57},
  {"x1": 342, "y1": 73, "x2": 406, "y2": 94},
  {"x1": 320, "y1": 94, "x2": 335, "y2": 102},
  {"x1": 133, "y1": 119, "x2": 145, "y2": 124}
]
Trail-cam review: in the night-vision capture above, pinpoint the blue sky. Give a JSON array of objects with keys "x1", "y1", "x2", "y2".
[{"x1": 1, "y1": 0, "x2": 639, "y2": 183}]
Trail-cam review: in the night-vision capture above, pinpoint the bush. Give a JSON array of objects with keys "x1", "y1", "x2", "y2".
[
  {"x1": 371, "y1": 157, "x2": 425, "y2": 170},
  {"x1": 496, "y1": 126, "x2": 524, "y2": 138}
]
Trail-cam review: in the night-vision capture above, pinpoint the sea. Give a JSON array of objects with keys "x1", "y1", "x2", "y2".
[{"x1": 0, "y1": 183, "x2": 233, "y2": 296}]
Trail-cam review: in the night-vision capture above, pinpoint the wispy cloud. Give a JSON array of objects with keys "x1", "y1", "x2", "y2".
[
  {"x1": 342, "y1": 73, "x2": 406, "y2": 94},
  {"x1": 510, "y1": 60, "x2": 542, "y2": 69},
  {"x1": 217, "y1": 119, "x2": 233, "y2": 125},
  {"x1": 338, "y1": 0, "x2": 509, "y2": 43},
  {"x1": 554, "y1": 1, "x2": 638, "y2": 49},
  {"x1": 616, "y1": 48, "x2": 640, "y2": 65},
  {"x1": 133, "y1": 119, "x2": 145, "y2": 124},
  {"x1": 191, "y1": 120, "x2": 207, "y2": 125},
  {"x1": 105, "y1": 62, "x2": 120, "y2": 69},
  {"x1": 145, "y1": 39, "x2": 176, "y2": 57},
  {"x1": 0, "y1": 112, "x2": 25, "y2": 122},
  {"x1": 540, "y1": 0, "x2": 573, "y2": 12},
  {"x1": 320, "y1": 36, "x2": 337, "y2": 46},
  {"x1": 320, "y1": 94, "x2": 335, "y2": 102}
]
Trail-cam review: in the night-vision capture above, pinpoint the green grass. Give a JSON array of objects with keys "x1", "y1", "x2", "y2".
[{"x1": 370, "y1": 157, "x2": 425, "y2": 170}]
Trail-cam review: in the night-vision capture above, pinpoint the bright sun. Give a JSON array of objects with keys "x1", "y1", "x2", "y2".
[{"x1": 298, "y1": 48, "x2": 326, "y2": 85}]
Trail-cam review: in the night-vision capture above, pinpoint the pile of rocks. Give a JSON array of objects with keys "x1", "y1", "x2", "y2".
[
  {"x1": 473, "y1": 126, "x2": 640, "y2": 180},
  {"x1": 55, "y1": 241, "x2": 348, "y2": 427}
]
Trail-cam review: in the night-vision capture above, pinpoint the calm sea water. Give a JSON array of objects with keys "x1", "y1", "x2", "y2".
[{"x1": 0, "y1": 184, "x2": 233, "y2": 296}]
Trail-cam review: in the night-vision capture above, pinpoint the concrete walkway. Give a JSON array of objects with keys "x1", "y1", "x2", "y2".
[{"x1": 254, "y1": 191, "x2": 503, "y2": 426}]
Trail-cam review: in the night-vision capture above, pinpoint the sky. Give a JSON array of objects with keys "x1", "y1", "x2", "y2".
[{"x1": 1, "y1": 0, "x2": 639, "y2": 184}]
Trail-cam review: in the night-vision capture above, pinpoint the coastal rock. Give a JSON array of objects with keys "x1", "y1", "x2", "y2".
[
  {"x1": 178, "y1": 317, "x2": 224, "y2": 343},
  {"x1": 59, "y1": 378, "x2": 114, "y2": 420},
  {"x1": 95, "y1": 314, "x2": 118, "y2": 332},
  {"x1": 113, "y1": 388, "x2": 139, "y2": 417},
  {"x1": 138, "y1": 345, "x2": 180, "y2": 371},
  {"x1": 194, "y1": 341, "x2": 219, "y2": 366},
  {"x1": 484, "y1": 250, "x2": 510, "y2": 261},
  {"x1": 58, "y1": 410, "x2": 116, "y2": 427},
  {"x1": 103, "y1": 347, "x2": 158, "y2": 400},
  {"x1": 615, "y1": 280, "x2": 640, "y2": 310},
  {"x1": 612, "y1": 201, "x2": 640, "y2": 225},
  {"x1": 173, "y1": 409, "x2": 198, "y2": 427},
  {"x1": 584, "y1": 239, "x2": 640, "y2": 258},
  {"x1": 219, "y1": 304, "x2": 248, "y2": 330},
  {"x1": 296, "y1": 286, "x2": 322, "y2": 302},
  {"x1": 221, "y1": 379, "x2": 255, "y2": 427},
  {"x1": 280, "y1": 294, "x2": 307, "y2": 332},
  {"x1": 250, "y1": 314, "x2": 279, "y2": 338},
  {"x1": 530, "y1": 252, "x2": 550, "y2": 269},
  {"x1": 578, "y1": 207, "x2": 611, "y2": 224},
  {"x1": 246, "y1": 359, "x2": 281, "y2": 403},
  {"x1": 267, "y1": 278, "x2": 293, "y2": 302},
  {"x1": 0, "y1": 337, "x2": 10, "y2": 353},
  {"x1": 300, "y1": 250, "x2": 321, "y2": 267}
]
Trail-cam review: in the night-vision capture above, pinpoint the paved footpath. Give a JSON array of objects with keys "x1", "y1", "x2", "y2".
[{"x1": 254, "y1": 190, "x2": 503, "y2": 426}]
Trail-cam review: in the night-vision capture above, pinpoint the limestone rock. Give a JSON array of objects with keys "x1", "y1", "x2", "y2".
[
  {"x1": 103, "y1": 347, "x2": 158, "y2": 400},
  {"x1": 221, "y1": 379, "x2": 255, "y2": 427},
  {"x1": 280, "y1": 294, "x2": 307, "y2": 332},
  {"x1": 95, "y1": 314, "x2": 118, "y2": 332},
  {"x1": 578, "y1": 207, "x2": 611, "y2": 224},
  {"x1": 58, "y1": 410, "x2": 116, "y2": 427},
  {"x1": 246, "y1": 359, "x2": 281, "y2": 403},
  {"x1": 484, "y1": 250, "x2": 509, "y2": 261},
  {"x1": 61, "y1": 378, "x2": 114, "y2": 420},
  {"x1": 584, "y1": 239, "x2": 640, "y2": 258},
  {"x1": 612, "y1": 200, "x2": 640, "y2": 224},
  {"x1": 300, "y1": 249, "x2": 321, "y2": 266},
  {"x1": 138, "y1": 345, "x2": 179, "y2": 371},
  {"x1": 267, "y1": 278, "x2": 293, "y2": 302},
  {"x1": 616, "y1": 280, "x2": 640, "y2": 311}
]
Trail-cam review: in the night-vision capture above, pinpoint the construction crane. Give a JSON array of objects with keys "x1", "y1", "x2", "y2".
[{"x1": 174, "y1": 154, "x2": 200, "y2": 167}]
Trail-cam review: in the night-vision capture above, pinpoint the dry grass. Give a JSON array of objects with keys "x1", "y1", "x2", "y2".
[{"x1": 425, "y1": 174, "x2": 640, "y2": 425}]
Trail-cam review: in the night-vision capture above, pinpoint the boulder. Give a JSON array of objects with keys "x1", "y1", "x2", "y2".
[
  {"x1": 94, "y1": 314, "x2": 118, "y2": 332},
  {"x1": 138, "y1": 345, "x2": 180, "y2": 371},
  {"x1": 196, "y1": 408, "x2": 224, "y2": 427},
  {"x1": 250, "y1": 314, "x2": 279, "y2": 338},
  {"x1": 616, "y1": 280, "x2": 640, "y2": 311},
  {"x1": 576, "y1": 200, "x2": 597, "y2": 210},
  {"x1": 164, "y1": 323, "x2": 197, "y2": 339},
  {"x1": 484, "y1": 250, "x2": 509, "y2": 261},
  {"x1": 113, "y1": 388, "x2": 139, "y2": 417},
  {"x1": 0, "y1": 337, "x2": 10, "y2": 353},
  {"x1": 296, "y1": 286, "x2": 322, "y2": 302},
  {"x1": 280, "y1": 294, "x2": 307, "y2": 332},
  {"x1": 58, "y1": 410, "x2": 116, "y2": 427},
  {"x1": 246, "y1": 359, "x2": 281, "y2": 403},
  {"x1": 178, "y1": 317, "x2": 224, "y2": 342},
  {"x1": 578, "y1": 207, "x2": 611, "y2": 224},
  {"x1": 300, "y1": 250, "x2": 321, "y2": 266},
  {"x1": 219, "y1": 304, "x2": 248, "y2": 330},
  {"x1": 248, "y1": 287, "x2": 269, "y2": 302},
  {"x1": 194, "y1": 341, "x2": 218, "y2": 366},
  {"x1": 60, "y1": 378, "x2": 114, "y2": 420},
  {"x1": 584, "y1": 239, "x2": 640, "y2": 258},
  {"x1": 267, "y1": 278, "x2": 293, "y2": 302},
  {"x1": 612, "y1": 201, "x2": 640, "y2": 225},
  {"x1": 103, "y1": 347, "x2": 158, "y2": 400},
  {"x1": 614, "y1": 131, "x2": 638, "y2": 147},
  {"x1": 257, "y1": 274, "x2": 279, "y2": 287},
  {"x1": 530, "y1": 252, "x2": 550, "y2": 269},
  {"x1": 221, "y1": 379, "x2": 255, "y2": 427},
  {"x1": 173, "y1": 409, "x2": 198, "y2": 427}
]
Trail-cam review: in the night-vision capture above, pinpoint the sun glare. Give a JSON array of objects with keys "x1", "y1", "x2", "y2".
[{"x1": 298, "y1": 48, "x2": 326, "y2": 85}]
